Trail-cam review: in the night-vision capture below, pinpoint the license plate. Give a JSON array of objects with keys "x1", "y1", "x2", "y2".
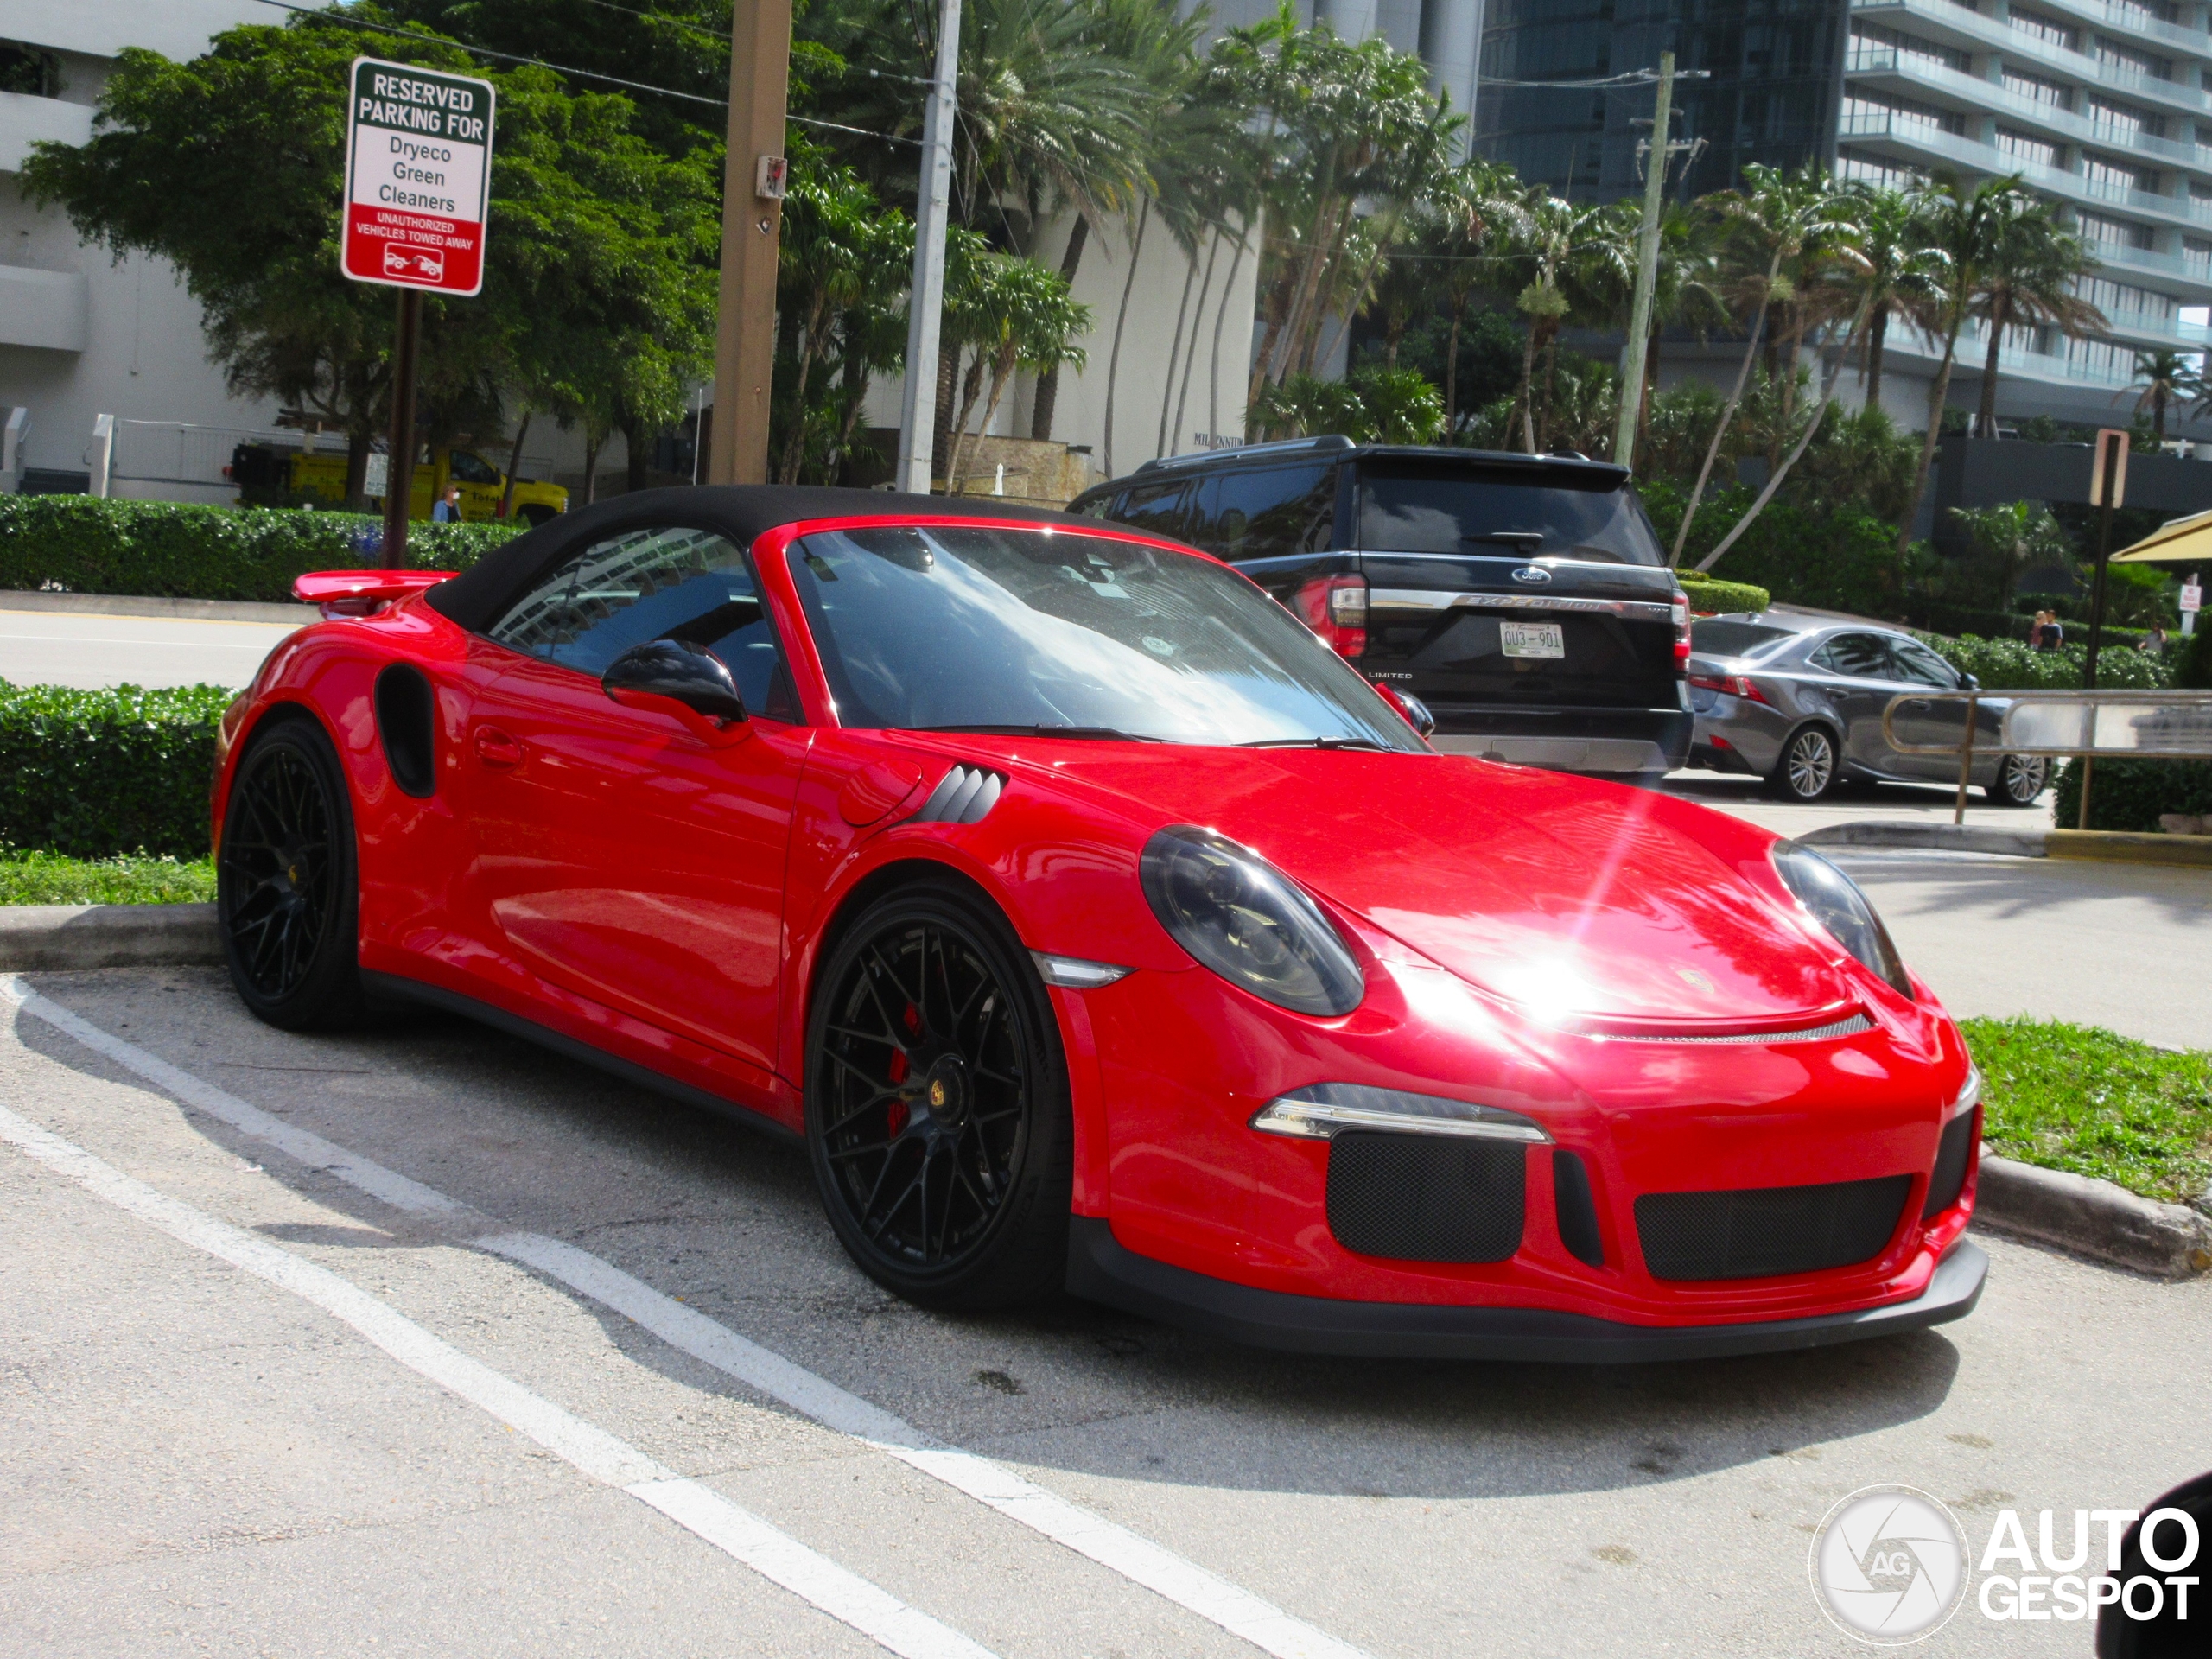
[{"x1": 1499, "y1": 621, "x2": 1565, "y2": 659}]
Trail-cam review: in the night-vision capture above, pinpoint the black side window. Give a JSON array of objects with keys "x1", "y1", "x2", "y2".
[
  {"x1": 1214, "y1": 463, "x2": 1337, "y2": 561},
  {"x1": 448, "y1": 450, "x2": 500, "y2": 484},
  {"x1": 1811, "y1": 632, "x2": 1895, "y2": 679},
  {"x1": 1115, "y1": 478, "x2": 1193, "y2": 538},
  {"x1": 486, "y1": 524, "x2": 800, "y2": 721},
  {"x1": 1887, "y1": 639, "x2": 1960, "y2": 688}
]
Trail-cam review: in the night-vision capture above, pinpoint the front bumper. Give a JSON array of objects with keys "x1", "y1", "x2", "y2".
[
  {"x1": 1425, "y1": 705, "x2": 1692, "y2": 774},
  {"x1": 1069, "y1": 1220, "x2": 1987, "y2": 1362}
]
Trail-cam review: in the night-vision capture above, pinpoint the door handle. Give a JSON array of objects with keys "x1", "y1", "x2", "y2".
[{"x1": 474, "y1": 726, "x2": 523, "y2": 769}]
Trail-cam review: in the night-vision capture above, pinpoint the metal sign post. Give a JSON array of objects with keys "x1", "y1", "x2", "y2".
[
  {"x1": 340, "y1": 56, "x2": 497, "y2": 568},
  {"x1": 2080, "y1": 428, "x2": 2129, "y2": 824}
]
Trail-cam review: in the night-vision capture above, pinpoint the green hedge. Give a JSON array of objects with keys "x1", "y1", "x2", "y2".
[
  {"x1": 0, "y1": 496, "x2": 521, "y2": 603},
  {"x1": 1642, "y1": 480, "x2": 1909, "y2": 617},
  {"x1": 2052, "y1": 757, "x2": 2212, "y2": 832},
  {"x1": 0, "y1": 682, "x2": 233, "y2": 859},
  {"x1": 1919, "y1": 632, "x2": 2176, "y2": 691},
  {"x1": 1676, "y1": 574, "x2": 1770, "y2": 614}
]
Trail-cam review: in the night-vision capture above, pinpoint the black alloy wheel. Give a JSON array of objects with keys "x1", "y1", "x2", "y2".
[
  {"x1": 1986, "y1": 753, "x2": 2049, "y2": 807},
  {"x1": 1770, "y1": 725, "x2": 1839, "y2": 802},
  {"x1": 805, "y1": 883, "x2": 1071, "y2": 1311},
  {"x1": 217, "y1": 719, "x2": 364, "y2": 1029}
]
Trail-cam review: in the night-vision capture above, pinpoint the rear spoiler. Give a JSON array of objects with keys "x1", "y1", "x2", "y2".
[{"x1": 293, "y1": 569, "x2": 455, "y2": 619}]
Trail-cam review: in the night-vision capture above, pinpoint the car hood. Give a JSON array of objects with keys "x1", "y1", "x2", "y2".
[{"x1": 975, "y1": 744, "x2": 1853, "y2": 1028}]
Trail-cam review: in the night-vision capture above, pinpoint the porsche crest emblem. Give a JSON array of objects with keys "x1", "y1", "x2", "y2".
[{"x1": 929, "y1": 1079, "x2": 947, "y2": 1108}]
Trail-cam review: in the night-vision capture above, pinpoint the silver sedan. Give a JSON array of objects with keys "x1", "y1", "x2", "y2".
[{"x1": 1686, "y1": 612, "x2": 2050, "y2": 804}]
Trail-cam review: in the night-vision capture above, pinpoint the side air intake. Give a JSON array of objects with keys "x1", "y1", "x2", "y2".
[{"x1": 909, "y1": 765, "x2": 1006, "y2": 825}]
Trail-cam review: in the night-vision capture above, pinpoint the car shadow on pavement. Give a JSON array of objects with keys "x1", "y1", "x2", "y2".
[{"x1": 14, "y1": 968, "x2": 1966, "y2": 1505}]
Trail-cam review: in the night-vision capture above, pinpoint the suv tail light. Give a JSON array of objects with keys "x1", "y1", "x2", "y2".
[
  {"x1": 1294, "y1": 575, "x2": 1367, "y2": 658},
  {"x1": 1689, "y1": 672, "x2": 1770, "y2": 705},
  {"x1": 1671, "y1": 592, "x2": 1692, "y2": 667}
]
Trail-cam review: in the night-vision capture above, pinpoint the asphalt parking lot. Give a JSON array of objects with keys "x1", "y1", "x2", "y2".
[{"x1": 5, "y1": 963, "x2": 2208, "y2": 1658}]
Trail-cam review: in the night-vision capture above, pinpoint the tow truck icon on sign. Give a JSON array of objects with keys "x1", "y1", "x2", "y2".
[{"x1": 383, "y1": 245, "x2": 445, "y2": 284}]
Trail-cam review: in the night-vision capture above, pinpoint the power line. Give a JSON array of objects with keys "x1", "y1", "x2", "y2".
[
  {"x1": 1478, "y1": 68, "x2": 1712, "y2": 89},
  {"x1": 255, "y1": 0, "x2": 923, "y2": 145}
]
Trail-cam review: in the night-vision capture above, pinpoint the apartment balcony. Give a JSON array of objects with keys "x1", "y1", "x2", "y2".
[
  {"x1": 1877, "y1": 318, "x2": 2141, "y2": 391},
  {"x1": 1846, "y1": 48, "x2": 2212, "y2": 173},
  {"x1": 1850, "y1": 0, "x2": 2212, "y2": 121},
  {"x1": 0, "y1": 264, "x2": 88, "y2": 353},
  {"x1": 2031, "y1": 0, "x2": 2212, "y2": 61},
  {"x1": 1839, "y1": 113, "x2": 2212, "y2": 231},
  {"x1": 2101, "y1": 305, "x2": 2212, "y2": 349},
  {"x1": 0, "y1": 90, "x2": 93, "y2": 175}
]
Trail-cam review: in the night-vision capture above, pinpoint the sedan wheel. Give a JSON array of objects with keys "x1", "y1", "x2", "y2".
[
  {"x1": 217, "y1": 720, "x2": 364, "y2": 1029},
  {"x1": 1986, "y1": 753, "x2": 2049, "y2": 807},
  {"x1": 805, "y1": 884, "x2": 1071, "y2": 1311},
  {"x1": 1770, "y1": 726, "x2": 1839, "y2": 802}
]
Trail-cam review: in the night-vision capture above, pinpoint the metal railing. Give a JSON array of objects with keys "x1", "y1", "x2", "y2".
[{"x1": 1882, "y1": 689, "x2": 2212, "y2": 827}]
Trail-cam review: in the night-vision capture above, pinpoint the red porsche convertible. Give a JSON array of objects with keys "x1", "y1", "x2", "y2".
[{"x1": 213, "y1": 486, "x2": 1985, "y2": 1360}]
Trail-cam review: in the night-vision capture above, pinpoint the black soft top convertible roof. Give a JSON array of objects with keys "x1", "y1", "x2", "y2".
[{"x1": 425, "y1": 484, "x2": 1102, "y2": 633}]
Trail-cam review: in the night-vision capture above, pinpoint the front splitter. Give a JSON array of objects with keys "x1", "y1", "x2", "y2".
[{"x1": 1065, "y1": 1218, "x2": 1986, "y2": 1363}]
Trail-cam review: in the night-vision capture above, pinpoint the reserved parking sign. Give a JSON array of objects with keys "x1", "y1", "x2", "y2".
[{"x1": 340, "y1": 57, "x2": 495, "y2": 296}]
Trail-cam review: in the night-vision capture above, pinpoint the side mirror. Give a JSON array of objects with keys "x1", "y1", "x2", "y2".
[
  {"x1": 1961, "y1": 672, "x2": 1980, "y2": 690},
  {"x1": 1372, "y1": 681, "x2": 1438, "y2": 739},
  {"x1": 602, "y1": 639, "x2": 748, "y2": 741}
]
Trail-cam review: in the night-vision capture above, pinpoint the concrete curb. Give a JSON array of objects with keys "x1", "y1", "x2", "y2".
[
  {"x1": 1799, "y1": 822, "x2": 2050, "y2": 857},
  {"x1": 2046, "y1": 829, "x2": 2212, "y2": 868},
  {"x1": 0, "y1": 589, "x2": 316, "y2": 626},
  {"x1": 0, "y1": 905, "x2": 221, "y2": 972},
  {"x1": 1974, "y1": 1154, "x2": 2212, "y2": 1279}
]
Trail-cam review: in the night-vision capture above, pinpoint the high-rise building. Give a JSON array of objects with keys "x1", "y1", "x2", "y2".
[
  {"x1": 1839, "y1": 0, "x2": 2212, "y2": 428},
  {"x1": 1476, "y1": 0, "x2": 1850, "y2": 201},
  {"x1": 1471, "y1": 0, "x2": 2212, "y2": 435}
]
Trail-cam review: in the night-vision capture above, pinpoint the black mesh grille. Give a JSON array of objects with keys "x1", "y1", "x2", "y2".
[
  {"x1": 1553, "y1": 1149, "x2": 1604, "y2": 1268},
  {"x1": 1326, "y1": 1133, "x2": 1524, "y2": 1263},
  {"x1": 1635, "y1": 1175, "x2": 1910, "y2": 1281},
  {"x1": 1923, "y1": 1111, "x2": 1975, "y2": 1219}
]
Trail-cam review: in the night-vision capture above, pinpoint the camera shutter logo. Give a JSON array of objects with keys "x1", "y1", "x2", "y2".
[{"x1": 1810, "y1": 1485, "x2": 1969, "y2": 1643}]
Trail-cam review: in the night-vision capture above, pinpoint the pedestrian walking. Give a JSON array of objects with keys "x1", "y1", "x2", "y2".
[
  {"x1": 433, "y1": 483, "x2": 461, "y2": 523},
  {"x1": 2034, "y1": 610, "x2": 2065, "y2": 652},
  {"x1": 2142, "y1": 624, "x2": 2169, "y2": 656}
]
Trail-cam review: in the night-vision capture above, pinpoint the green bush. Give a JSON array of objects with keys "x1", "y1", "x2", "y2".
[
  {"x1": 1676, "y1": 574, "x2": 1770, "y2": 614},
  {"x1": 1641, "y1": 480, "x2": 1909, "y2": 617},
  {"x1": 0, "y1": 681, "x2": 233, "y2": 859},
  {"x1": 2052, "y1": 757, "x2": 2212, "y2": 831},
  {"x1": 0, "y1": 495, "x2": 521, "y2": 603},
  {"x1": 2178, "y1": 625, "x2": 2212, "y2": 690},
  {"x1": 1918, "y1": 632, "x2": 2175, "y2": 691}
]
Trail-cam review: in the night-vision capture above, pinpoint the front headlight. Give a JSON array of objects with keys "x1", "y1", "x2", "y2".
[
  {"x1": 1771, "y1": 842, "x2": 1913, "y2": 1001},
  {"x1": 1140, "y1": 825, "x2": 1364, "y2": 1016}
]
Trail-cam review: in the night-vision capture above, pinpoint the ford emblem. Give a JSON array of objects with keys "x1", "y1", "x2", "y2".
[{"x1": 1510, "y1": 565, "x2": 1551, "y2": 585}]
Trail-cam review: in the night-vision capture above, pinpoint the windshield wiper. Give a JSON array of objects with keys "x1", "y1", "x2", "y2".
[
  {"x1": 1239, "y1": 735, "x2": 1394, "y2": 751},
  {"x1": 904, "y1": 723, "x2": 1167, "y2": 742}
]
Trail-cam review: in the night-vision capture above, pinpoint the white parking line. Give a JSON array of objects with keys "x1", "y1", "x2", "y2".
[
  {"x1": 0, "y1": 1100, "x2": 996, "y2": 1659},
  {"x1": 1, "y1": 975, "x2": 1379, "y2": 1659}
]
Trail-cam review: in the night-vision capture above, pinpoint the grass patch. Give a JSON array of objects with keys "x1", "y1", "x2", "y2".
[
  {"x1": 1962, "y1": 1016, "x2": 2212, "y2": 1206},
  {"x1": 0, "y1": 849, "x2": 216, "y2": 906}
]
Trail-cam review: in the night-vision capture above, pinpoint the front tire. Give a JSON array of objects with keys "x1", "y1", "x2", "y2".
[
  {"x1": 1986, "y1": 753, "x2": 2049, "y2": 807},
  {"x1": 1767, "y1": 725, "x2": 1839, "y2": 802},
  {"x1": 804, "y1": 881, "x2": 1072, "y2": 1312},
  {"x1": 217, "y1": 717, "x2": 365, "y2": 1030}
]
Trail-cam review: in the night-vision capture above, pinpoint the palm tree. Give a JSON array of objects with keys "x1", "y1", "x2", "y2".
[
  {"x1": 2129, "y1": 348, "x2": 2201, "y2": 442},
  {"x1": 1843, "y1": 180, "x2": 1945, "y2": 411},
  {"x1": 1673, "y1": 162, "x2": 1859, "y2": 563},
  {"x1": 1891, "y1": 177, "x2": 2104, "y2": 553},
  {"x1": 1968, "y1": 197, "x2": 2101, "y2": 436}
]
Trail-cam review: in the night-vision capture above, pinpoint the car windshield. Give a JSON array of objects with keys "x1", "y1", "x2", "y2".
[
  {"x1": 1691, "y1": 620, "x2": 1796, "y2": 659},
  {"x1": 785, "y1": 524, "x2": 1424, "y2": 749},
  {"x1": 1353, "y1": 461, "x2": 1666, "y2": 565}
]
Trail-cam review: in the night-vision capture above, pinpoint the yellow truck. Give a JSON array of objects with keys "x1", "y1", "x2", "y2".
[{"x1": 230, "y1": 442, "x2": 569, "y2": 524}]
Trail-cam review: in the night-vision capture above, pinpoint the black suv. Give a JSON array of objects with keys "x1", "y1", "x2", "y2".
[{"x1": 1069, "y1": 437, "x2": 1693, "y2": 779}]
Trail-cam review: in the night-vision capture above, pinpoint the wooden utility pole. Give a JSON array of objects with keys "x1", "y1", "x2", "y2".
[
  {"x1": 706, "y1": 0, "x2": 793, "y2": 486},
  {"x1": 1614, "y1": 54, "x2": 1675, "y2": 473}
]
